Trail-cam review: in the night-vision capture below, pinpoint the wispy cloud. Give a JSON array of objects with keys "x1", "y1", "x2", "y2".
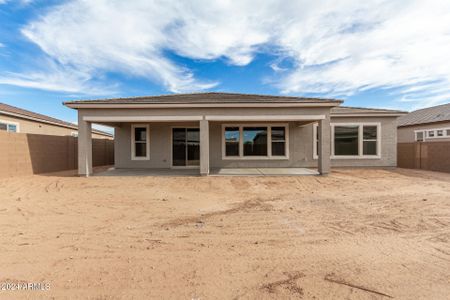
[{"x1": 2, "y1": 0, "x2": 450, "y2": 105}]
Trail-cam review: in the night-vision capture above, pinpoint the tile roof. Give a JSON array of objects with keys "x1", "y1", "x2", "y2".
[
  {"x1": 0, "y1": 102, "x2": 112, "y2": 137},
  {"x1": 397, "y1": 102, "x2": 450, "y2": 127},
  {"x1": 64, "y1": 92, "x2": 342, "y2": 105},
  {"x1": 331, "y1": 106, "x2": 406, "y2": 116}
]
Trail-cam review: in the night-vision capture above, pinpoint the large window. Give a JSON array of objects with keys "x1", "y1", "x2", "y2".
[
  {"x1": 313, "y1": 123, "x2": 380, "y2": 159},
  {"x1": 222, "y1": 124, "x2": 288, "y2": 159},
  {"x1": 333, "y1": 123, "x2": 380, "y2": 158},
  {"x1": 131, "y1": 125, "x2": 149, "y2": 160}
]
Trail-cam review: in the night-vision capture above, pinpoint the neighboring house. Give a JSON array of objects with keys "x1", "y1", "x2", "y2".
[
  {"x1": 397, "y1": 103, "x2": 450, "y2": 142},
  {"x1": 64, "y1": 92, "x2": 405, "y2": 176},
  {"x1": 0, "y1": 102, "x2": 113, "y2": 139}
]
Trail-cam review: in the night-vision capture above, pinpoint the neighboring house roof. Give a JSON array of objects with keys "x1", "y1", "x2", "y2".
[
  {"x1": 64, "y1": 92, "x2": 343, "y2": 106},
  {"x1": 331, "y1": 106, "x2": 406, "y2": 117},
  {"x1": 397, "y1": 102, "x2": 450, "y2": 127},
  {"x1": 0, "y1": 102, "x2": 113, "y2": 137}
]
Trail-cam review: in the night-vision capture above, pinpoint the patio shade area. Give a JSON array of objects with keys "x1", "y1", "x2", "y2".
[{"x1": 94, "y1": 167, "x2": 319, "y2": 177}]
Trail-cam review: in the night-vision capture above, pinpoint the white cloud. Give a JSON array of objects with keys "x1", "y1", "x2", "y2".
[
  {"x1": 4, "y1": 0, "x2": 450, "y2": 105},
  {"x1": 0, "y1": 59, "x2": 117, "y2": 95}
]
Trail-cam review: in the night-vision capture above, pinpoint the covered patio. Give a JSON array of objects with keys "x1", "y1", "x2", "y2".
[{"x1": 78, "y1": 115, "x2": 330, "y2": 177}]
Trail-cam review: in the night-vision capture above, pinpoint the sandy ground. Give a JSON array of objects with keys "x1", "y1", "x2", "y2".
[{"x1": 0, "y1": 168, "x2": 450, "y2": 299}]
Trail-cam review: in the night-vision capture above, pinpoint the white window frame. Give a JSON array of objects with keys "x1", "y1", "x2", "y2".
[
  {"x1": 417, "y1": 127, "x2": 450, "y2": 141},
  {"x1": 131, "y1": 124, "x2": 150, "y2": 160},
  {"x1": 221, "y1": 123, "x2": 289, "y2": 160},
  {"x1": 0, "y1": 119, "x2": 20, "y2": 133},
  {"x1": 414, "y1": 130, "x2": 424, "y2": 142},
  {"x1": 313, "y1": 122, "x2": 381, "y2": 159}
]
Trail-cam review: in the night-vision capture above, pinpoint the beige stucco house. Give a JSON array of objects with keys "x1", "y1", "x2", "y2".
[
  {"x1": 0, "y1": 102, "x2": 112, "y2": 139},
  {"x1": 397, "y1": 103, "x2": 450, "y2": 143},
  {"x1": 64, "y1": 92, "x2": 405, "y2": 176}
]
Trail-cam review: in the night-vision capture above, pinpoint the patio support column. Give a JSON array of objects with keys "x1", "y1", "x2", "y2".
[
  {"x1": 199, "y1": 119, "x2": 210, "y2": 176},
  {"x1": 318, "y1": 116, "x2": 331, "y2": 175},
  {"x1": 78, "y1": 114, "x2": 93, "y2": 177}
]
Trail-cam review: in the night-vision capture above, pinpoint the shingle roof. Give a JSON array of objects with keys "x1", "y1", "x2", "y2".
[
  {"x1": 398, "y1": 102, "x2": 450, "y2": 127},
  {"x1": 0, "y1": 102, "x2": 112, "y2": 137},
  {"x1": 331, "y1": 106, "x2": 406, "y2": 116},
  {"x1": 64, "y1": 92, "x2": 342, "y2": 105}
]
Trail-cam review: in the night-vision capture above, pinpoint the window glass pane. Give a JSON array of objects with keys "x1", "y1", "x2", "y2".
[
  {"x1": 243, "y1": 127, "x2": 267, "y2": 156},
  {"x1": 416, "y1": 132, "x2": 424, "y2": 141},
  {"x1": 187, "y1": 129, "x2": 200, "y2": 166},
  {"x1": 172, "y1": 128, "x2": 186, "y2": 166},
  {"x1": 0, "y1": 123, "x2": 7, "y2": 131},
  {"x1": 334, "y1": 126, "x2": 358, "y2": 156},
  {"x1": 272, "y1": 142, "x2": 285, "y2": 156},
  {"x1": 134, "y1": 127, "x2": 147, "y2": 142},
  {"x1": 428, "y1": 131, "x2": 435, "y2": 137},
  {"x1": 437, "y1": 130, "x2": 444, "y2": 136},
  {"x1": 225, "y1": 127, "x2": 240, "y2": 156},
  {"x1": 135, "y1": 143, "x2": 146, "y2": 157},
  {"x1": 363, "y1": 126, "x2": 377, "y2": 139},
  {"x1": 316, "y1": 126, "x2": 319, "y2": 157},
  {"x1": 447, "y1": 129, "x2": 450, "y2": 136},
  {"x1": 7, "y1": 124, "x2": 17, "y2": 132},
  {"x1": 271, "y1": 127, "x2": 285, "y2": 141},
  {"x1": 363, "y1": 141, "x2": 377, "y2": 155}
]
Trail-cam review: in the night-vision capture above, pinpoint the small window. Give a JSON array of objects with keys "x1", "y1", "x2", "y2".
[
  {"x1": 0, "y1": 122, "x2": 7, "y2": 131},
  {"x1": 415, "y1": 131, "x2": 424, "y2": 142},
  {"x1": 334, "y1": 126, "x2": 359, "y2": 156},
  {"x1": 437, "y1": 130, "x2": 444, "y2": 137},
  {"x1": 447, "y1": 129, "x2": 450, "y2": 136},
  {"x1": 7, "y1": 124, "x2": 17, "y2": 132},
  {"x1": 271, "y1": 127, "x2": 286, "y2": 156},
  {"x1": 224, "y1": 127, "x2": 240, "y2": 156},
  {"x1": 363, "y1": 126, "x2": 377, "y2": 155},
  {"x1": 428, "y1": 130, "x2": 435, "y2": 137},
  {"x1": 132, "y1": 125, "x2": 149, "y2": 159},
  {"x1": 243, "y1": 127, "x2": 267, "y2": 156}
]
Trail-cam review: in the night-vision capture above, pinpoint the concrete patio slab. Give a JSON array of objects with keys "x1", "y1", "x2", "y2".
[
  {"x1": 94, "y1": 167, "x2": 319, "y2": 177},
  {"x1": 211, "y1": 167, "x2": 319, "y2": 176},
  {"x1": 94, "y1": 168, "x2": 200, "y2": 177}
]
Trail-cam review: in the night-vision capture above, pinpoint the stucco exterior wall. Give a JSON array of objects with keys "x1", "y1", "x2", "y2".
[
  {"x1": 0, "y1": 113, "x2": 111, "y2": 139},
  {"x1": 398, "y1": 122, "x2": 450, "y2": 143},
  {"x1": 112, "y1": 117, "x2": 398, "y2": 169},
  {"x1": 328, "y1": 116, "x2": 398, "y2": 167}
]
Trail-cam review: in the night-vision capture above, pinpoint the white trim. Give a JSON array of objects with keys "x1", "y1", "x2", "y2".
[
  {"x1": 416, "y1": 127, "x2": 450, "y2": 141},
  {"x1": 0, "y1": 119, "x2": 20, "y2": 133},
  {"x1": 66, "y1": 102, "x2": 340, "y2": 109},
  {"x1": 84, "y1": 115, "x2": 203, "y2": 122},
  {"x1": 206, "y1": 115, "x2": 325, "y2": 121},
  {"x1": 313, "y1": 122, "x2": 381, "y2": 160},
  {"x1": 221, "y1": 123, "x2": 289, "y2": 160},
  {"x1": 169, "y1": 126, "x2": 200, "y2": 169},
  {"x1": 131, "y1": 124, "x2": 150, "y2": 160}
]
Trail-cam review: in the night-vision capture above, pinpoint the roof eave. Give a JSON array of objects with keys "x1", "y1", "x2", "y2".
[{"x1": 64, "y1": 101, "x2": 343, "y2": 109}]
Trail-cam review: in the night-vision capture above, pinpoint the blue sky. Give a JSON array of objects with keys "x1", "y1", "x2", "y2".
[{"x1": 1, "y1": 0, "x2": 450, "y2": 127}]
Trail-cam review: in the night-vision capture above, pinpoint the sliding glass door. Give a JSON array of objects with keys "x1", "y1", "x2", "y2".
[{"x1": 172, "y1": 128, "x2": 200, "y2": 167}]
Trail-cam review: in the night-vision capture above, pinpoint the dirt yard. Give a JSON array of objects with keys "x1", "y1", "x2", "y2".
[{"x1": 1, "y1": 168, "x2": 449, "y2": 299}]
